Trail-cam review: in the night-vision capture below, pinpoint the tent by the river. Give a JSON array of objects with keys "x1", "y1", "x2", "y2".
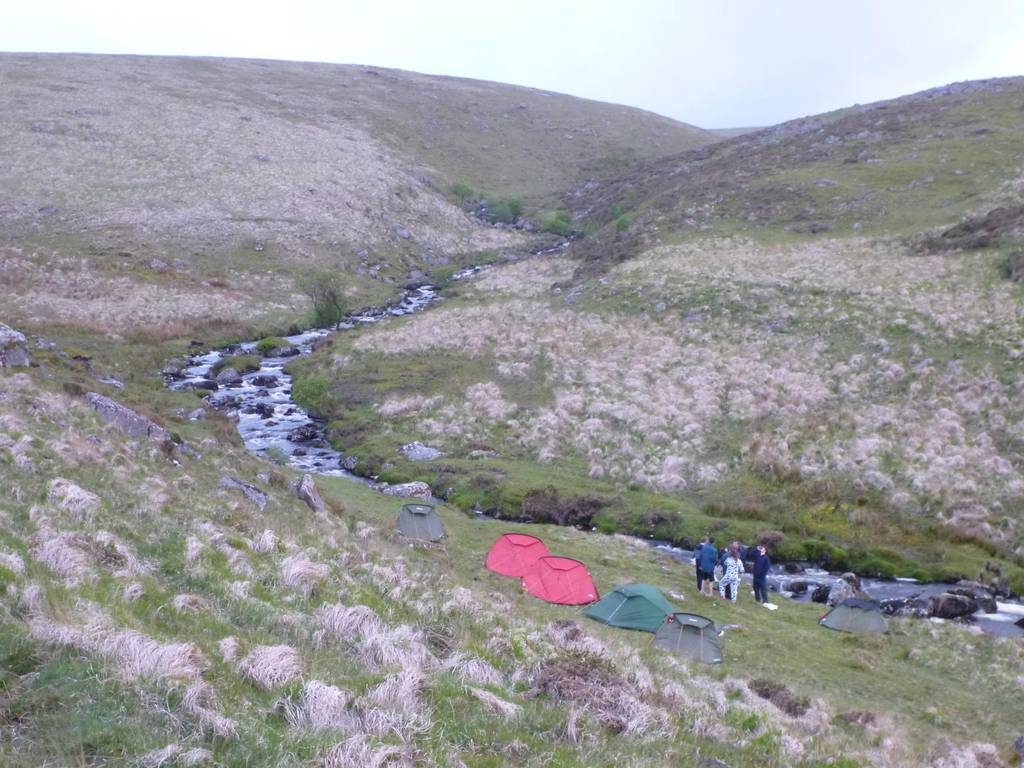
[
  {"x1": 652, "y1": 612, "x2": 722, "y2": 663},
  {"x1": 397, "y1": 503, "x2": 445, "y2": 542},
  {"x1": 485, "y1": 533, "x2": 550, "y2": 577},
  {"x1": 820, "y1": 598, "x2": 888, "y2": 634},
  {"x1": 584, "y1": 583, "x2": 677, "y2": 632},
  {"x1": 521, "y1": 556, "x2": 598, "y2": 605}
]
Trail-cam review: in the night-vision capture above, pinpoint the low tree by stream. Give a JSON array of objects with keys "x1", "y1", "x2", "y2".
[{"x1": 300, "y1": 271, "x2": 347, "y2": 328}]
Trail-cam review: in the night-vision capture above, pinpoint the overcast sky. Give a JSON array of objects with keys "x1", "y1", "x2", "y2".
[{"x1": 4, "y1": 0, "x2": 1024, "y2": 128}]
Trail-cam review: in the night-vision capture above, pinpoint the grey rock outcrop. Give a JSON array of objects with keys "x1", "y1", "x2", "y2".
[
  {"x1": 218, "y1": 476, "x2": 268, "y2": 510},
  {"x1": 86, "y1": 392, "x2": 171, "y2": 441},
  {"x1": 377, "y1": 481, "x2": 432, "y2": 500},
  {"x1": 294, "y1": 474, "x2": 327, "y2": 515},
  {"x1": 0, "y1": 324, "x2": 31, "y2": 368},
  {"x1": 400, "y1": 442, "x2": 443, "y2": 461}
]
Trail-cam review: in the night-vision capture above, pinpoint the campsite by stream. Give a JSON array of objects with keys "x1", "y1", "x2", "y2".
[{"x1": 165, "y1": 268, "x2": 1024, "y2": 640}]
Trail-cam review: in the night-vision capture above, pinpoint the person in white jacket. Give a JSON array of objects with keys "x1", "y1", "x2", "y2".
[{"x1": 719, "y1": 544, "x2": 745, "y2": 602}]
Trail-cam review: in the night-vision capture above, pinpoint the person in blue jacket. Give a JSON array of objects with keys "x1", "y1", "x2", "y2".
[
  {"x1": 753, "y1": 545, "x2": 771, "y2": 604},
  {"x1": 697, "y1": 537, "x2": 719, "y2": 597}
]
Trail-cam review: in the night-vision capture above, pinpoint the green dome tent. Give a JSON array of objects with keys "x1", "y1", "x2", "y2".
[
  {"x1": 820, "y1": 598, "x2": 888, "y2": 634},
  {"x1": 652, "y1": 613, "x2": 722, "y2": 664},
  {"x1": 397, "y1": 503, "x2": 445, "y2": 542},
  {"x1": 584, "y1": 583, "x2": 677, "y2": 633}
]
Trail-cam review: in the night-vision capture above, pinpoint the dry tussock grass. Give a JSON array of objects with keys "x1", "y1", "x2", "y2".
[
  {"x1": 321, "y1": 735, "x2": 410, "y2": 768},
  {"x1": 281, "y1": 553, "x2": 332, "y2": 597},
  {"x1": 46, "y1": 477, "x2": 100, "y2": 519},
  {"x1": 284, "y1": 680, "x2": 358, "y2": 733},
  {"x1": 237, "y1": 644, "x2": 303, "y2": 689}
]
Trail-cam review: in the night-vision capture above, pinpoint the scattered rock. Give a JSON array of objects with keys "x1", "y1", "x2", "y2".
[
  {"x1": 400, "y1": 442, "x2": 443, "y2": 461},
  {"x1": 341, "y1": 455, "x2": 359, "y2": 471},
  {"x1": 0, "y1": 324, "x2": 31, "y2": 368},
  {"x1": 783, "y1": 562, "x2": 804, "y2": 574},
  {"x1": 815, "y1": 178, "x2": 838, "y2": 187},
  {"x1": 294, "y1": 474, "x2": 327, "y2": 515},
  {"x1": 188, "y1": 408, "x2": 205, "y2": 421},
  {"x1": 928, "y1": 592, "x2": 976, "y2": 620},
  {"x1": 149, "y1": 258, "x2": 168, "y2": 271},
  {"x1": 85, "y1": 392, "x2": 171, "y2": 441},
  {"x1": 787, "y1": 580, "x2": 808, "y2": 595},
  {"x1": 219, "y1": 476, "x2": 269, "y2": 510},
  {"x1": 191, "y1": 380, "x2": 219, "y2": 391},
  {"x1": 392, "y1": 225, "x2": 412, "y2": 240}
]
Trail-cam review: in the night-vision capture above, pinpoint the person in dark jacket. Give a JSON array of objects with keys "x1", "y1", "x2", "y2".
[
  {"x1": 753, "y1": 545, "x2": 771, "y2": 604},
  {"x1": 694, "y1": 536, "x2": 709, "y2": 593},
  {"x1": 698, "y1": 537, "x2": 719, "y2": 597}
]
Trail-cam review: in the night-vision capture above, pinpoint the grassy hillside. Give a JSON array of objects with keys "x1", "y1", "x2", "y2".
[
  {"x1": 567, "y1": 77, "x2": 1024, "y2": 265},
  {"x1": 0, "y1": 53, "x2": 715, "y2": 344},
  {"x1": 3, "y1": 59, "x2": 1024, "y2": 766},
  {"x1": 1, "y1": 356, "x2": 1021, "y2": 767}
]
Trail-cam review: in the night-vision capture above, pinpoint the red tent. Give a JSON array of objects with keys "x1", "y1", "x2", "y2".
[
  {"x1": 485, "y1": 533, "x2": 551, "y2": 577},
  {"x1": 521, "y1": 556, "x2": 599, "y2": 605}
]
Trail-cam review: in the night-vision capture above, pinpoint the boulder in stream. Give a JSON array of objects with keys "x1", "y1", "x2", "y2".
[
  {"x1": 928, "y1": 592, "x2": 977, "y2": 620},
  {"x1": 215, "y1": 367, "x2": 241, "y2": 384},
  {"x1": 879, "y1": 597, "x2": 930, "y2": 618},
  {"x1": 951, "y1": 580, "x2": 997, "y2": 613},
  {"x1": 250, "y1": 374, "x2": 280, "y2": 388},
  {"x1": 811, "y1": 584, "x2": 831, "y2": 604},
  {"x1": 826, "y1": 579, "x2": 855, "y2": 606},
  {"x1": 290, "y1": 423, "x2": 321, "y2": 443}
]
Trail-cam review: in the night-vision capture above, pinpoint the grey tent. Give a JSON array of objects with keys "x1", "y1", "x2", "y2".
[
  {"x1": 820, "y1": 598, "x2": 888, "y2": 634},
  {"x1": 397, "y1": 503, "x2": 444, "y2": 542},
  {"x1": 652, "y1": 612, "x2": 723, "y2": 663}
]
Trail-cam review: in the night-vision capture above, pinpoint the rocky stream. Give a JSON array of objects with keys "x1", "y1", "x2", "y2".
[{"x1": 164, "y1": 267, "x2": 1024, "y2": 639}]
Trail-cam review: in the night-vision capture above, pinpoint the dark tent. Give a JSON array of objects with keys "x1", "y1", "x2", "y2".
[
  {"x1": 485, "y1": 533, "x2": 550, "y2": 577},
  {"x1": 584, "y1": 583, "x2": 677, "y2": 632},
  {"x1": 652, "y1": 613, "x2": 722, "y2": 663},
  {"x1": 521, "y1": 556, "x2": 599, "y2": 605},
  {"x1": 820, "y1": 598, "x2": 888, "y2": 634},
  {"x1": 397, "y1": 503, "x2": 445, "y2": 542}
]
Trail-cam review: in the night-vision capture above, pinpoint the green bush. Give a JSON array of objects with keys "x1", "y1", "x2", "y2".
[
  {"x1": 255, "y1": 337, "x2": 291, "y2": 356},
  {"x1": 609, "y1": 202, "x2": 633, "y2": 232},
  {"x1": 210, "y1": 354, "x2": 261, "y2": 375}
]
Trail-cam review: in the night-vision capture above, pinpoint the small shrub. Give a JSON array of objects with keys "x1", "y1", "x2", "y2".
[
  {"x1": 542, "y1": 210, "x2": 574, "y2": 237},
  {"x1": 485, "y1": 197, "x2": 523, "y2": 225},
  {"x1": 450, "y1": 182, "x2": 477, "y2": 207}
]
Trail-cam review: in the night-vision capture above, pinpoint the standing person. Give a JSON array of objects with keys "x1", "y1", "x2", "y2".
[
  {"x1": 698, "y1": 537, "x2": 719, "y2": 597},
  {"x1": 753, "y1": 545, "x2": 771, "y2": 605},
  {"x1": 719, "y1": 544, "x2": 744, "y2": 603},
  {"x1": 694, "y1": 536, "x2": 709, "y2": 594}
]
